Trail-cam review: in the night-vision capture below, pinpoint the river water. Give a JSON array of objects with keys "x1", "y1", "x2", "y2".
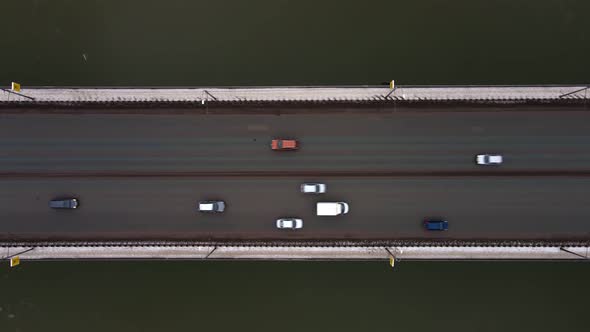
[
  {"x1": 2, "y1": 0, "x2": 589, "y2": 86},
  {"x1": 1, "y1": 1, "x2": 589, "y2": 331}
]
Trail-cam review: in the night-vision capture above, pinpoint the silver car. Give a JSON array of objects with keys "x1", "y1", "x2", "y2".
[
  {"x1": 300, "y1": 183, "x2": 326, "y2": 194},
  {"x1": 476, "y1": 154, "x2": 503, "y2": 165},
  {"x1": 276, "y1": 218, "x2": 303, "y2": 230}
]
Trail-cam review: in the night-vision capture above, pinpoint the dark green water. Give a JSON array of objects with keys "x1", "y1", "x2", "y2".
[
  {"x1": 1, "y1": 261, "x2": 589, "y2": 331},
  {"x1": 1, "y1": 0, "x2": 589, "y2": 86},
  {"x1": 1, "y1": 1, "x2": 589, "y2": 331}
]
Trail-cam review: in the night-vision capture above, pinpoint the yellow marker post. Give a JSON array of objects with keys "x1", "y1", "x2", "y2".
[
  {"x1": 389, "y1": 80, "x2": 395, "y2": 90},
  {"x1": 11, "y1": 82, "x2": 21, "y2": 92},
  {"x1": 10, "y1": 256, "x2": 20, "y2": 267},
  {"x1": 389, "y1": 255, "x2": 395, "y2": 268}
]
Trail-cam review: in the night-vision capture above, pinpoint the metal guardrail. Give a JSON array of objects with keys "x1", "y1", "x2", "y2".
[{"x1": 1, "y1": 239, "x2": 588, "y2": 248}]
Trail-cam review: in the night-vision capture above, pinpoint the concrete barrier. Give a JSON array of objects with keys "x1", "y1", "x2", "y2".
[
  {"x1": 2, "y1": 245, "x2": 588, "y2": 261},
  {"x1": 2, "y1": 85, "x2": 588, "y2": 105}
]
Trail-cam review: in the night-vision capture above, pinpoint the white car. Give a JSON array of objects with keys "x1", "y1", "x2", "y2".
[
  {"x1": 198, "y1": 200, "x2": 225, "y2": 213},
  {"x1": 316, "y1": 202, "x2": 349, "y2": 216},
  {"x1": 276, "y1": 218, "x2": 303, "y2": 230},
  {"x1": 476, "y1": 154, "x2": 503, "y2": 165},
  {"x1": 300, "y1": 183, "x2": 326, "y2": 194}
]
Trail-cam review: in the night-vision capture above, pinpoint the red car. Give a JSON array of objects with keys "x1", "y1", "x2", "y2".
[{"x1": 271, "y1": 139, "x2": 298, "y2": 151}]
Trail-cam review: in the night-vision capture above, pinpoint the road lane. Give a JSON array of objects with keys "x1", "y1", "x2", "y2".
[
  {"x1": 1, "y1": 111, "x2": 590, "y2": 172},
  {"x1": 1, "y1": 177, "x2": 588, "y2": 241}
]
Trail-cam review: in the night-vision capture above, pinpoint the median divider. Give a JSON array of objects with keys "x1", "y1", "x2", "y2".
[{"x1": 2, "y1": 170, "x2": 590, "y2": 178}]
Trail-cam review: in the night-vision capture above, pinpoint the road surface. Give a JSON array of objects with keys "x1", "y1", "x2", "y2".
[
  {"x1": 1, "y1": 108, "x2": 589, "y2": 241},
  {"x1": 0, "y1": 177, "x2": 588, "y2": 241},
  {"x1": 1, "y1": 110, "x2": 590, "y2": 173}
]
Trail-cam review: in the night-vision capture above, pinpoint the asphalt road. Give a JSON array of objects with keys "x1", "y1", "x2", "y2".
[
  {"x1": 1, "y1": 109, "x2": 589, "y2": 241},
  {"x1": 0, "y1": 177, "x2": 588, "y2": 241},
  {"x1": 1, "y1": 110, "x2": 590, "y2": 173}
]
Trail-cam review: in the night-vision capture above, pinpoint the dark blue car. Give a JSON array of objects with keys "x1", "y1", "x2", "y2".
[
  {"x1": 49, "y1": 198, "x2": 79, "y2": 209},
  {"x1": 424, "y1": 219, "x2": 448, "y2": 231}
]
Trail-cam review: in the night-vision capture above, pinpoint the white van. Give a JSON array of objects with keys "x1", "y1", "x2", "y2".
[{"x1": 316, "y1": 202, "x2": 349, "y2": 216}]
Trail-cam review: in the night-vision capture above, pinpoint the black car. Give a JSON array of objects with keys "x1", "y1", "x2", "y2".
[{"x1": 49, "y1": 198, "x2": 79, "y2": 209}]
